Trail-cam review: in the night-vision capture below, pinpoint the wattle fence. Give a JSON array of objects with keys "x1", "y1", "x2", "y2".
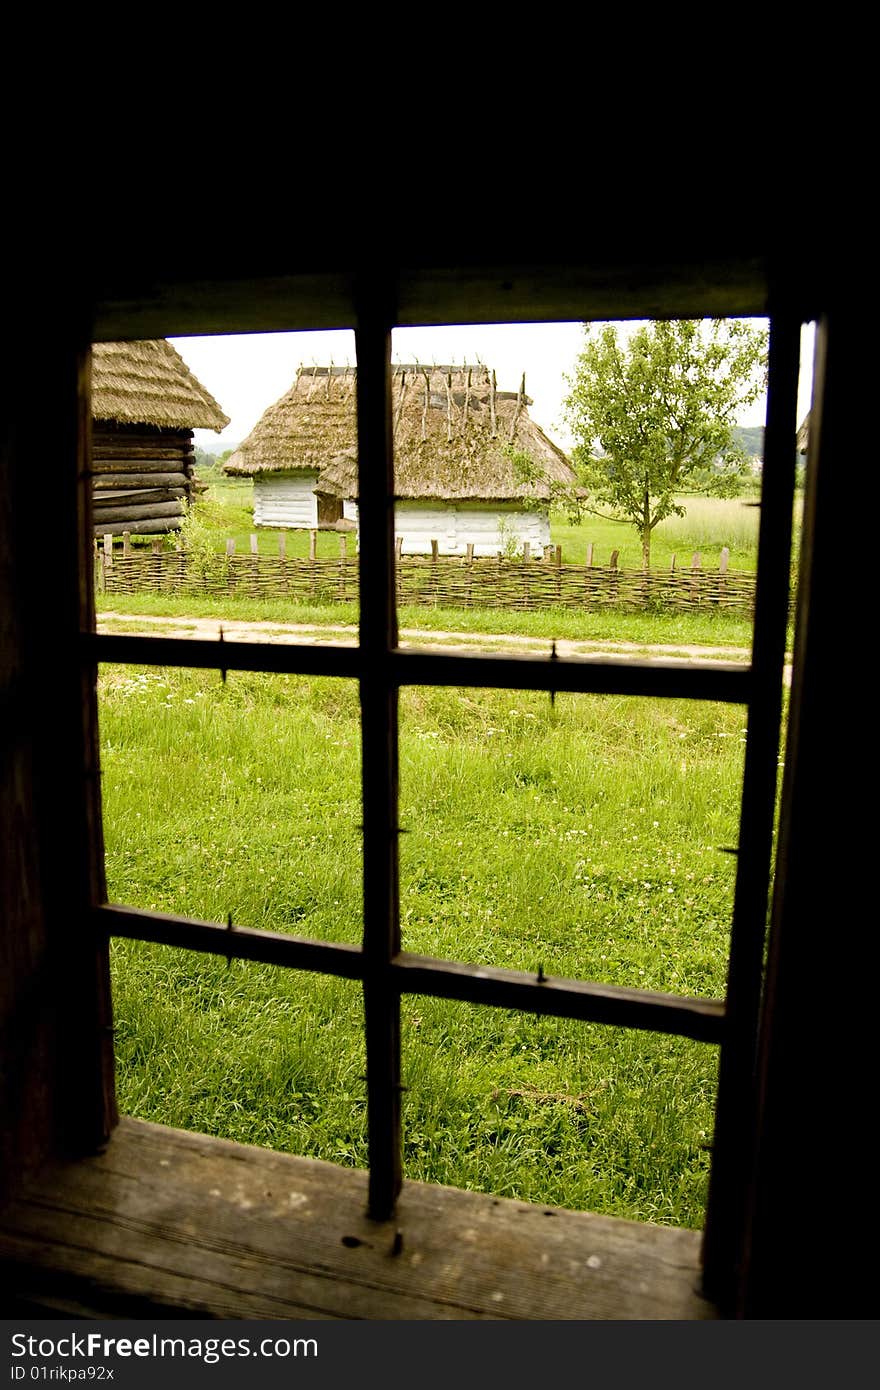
[{"x1": 94, "y1": 533, "x2": 763, "y2": 614}]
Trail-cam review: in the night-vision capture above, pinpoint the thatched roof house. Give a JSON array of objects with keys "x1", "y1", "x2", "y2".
[
  {"x1": 225, "y1": 363, "x2": 577, "y2": 555},
  {"x1": 91, "y1": 340, "x2": 229, "y2": 537}
]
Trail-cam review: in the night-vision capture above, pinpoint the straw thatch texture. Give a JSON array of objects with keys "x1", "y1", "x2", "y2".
[
  {"x1": 225, "y1": 364, "x2": 576, "y2": 501},
  {"x1": 92, "y1": 340, "x2": 229, "y2": 432}
]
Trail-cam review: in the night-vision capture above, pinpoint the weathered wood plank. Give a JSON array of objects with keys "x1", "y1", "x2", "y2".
[
  {"x1": 94, "y1": 489, "x2": 187, "y2": 506},
  {"x1": 83, "y1": 630, "x2": 750, "y2": 702},
  {"x1": 91, "y1": 500, "x2": 184, "y2": 524},
  {"x1": 356, "y1": 320, "x2": 402, "y2": 1222},
  {"x1": 92, "y1": 517, "x2": 182, "y2": 537},
  {"x1": 702, "y1": 313, "x2": 802, "y2": 1306},
  {"x1": 90, "y1": 454, "x2": 192, "y2": 469},
  {"x1": 91, "y1": 472, "x2": 189, "y2": 490},
  {"x1": 95, "y1": 904, "x2": 723, "y2": 1042},
  {"x1": 0, "y1": 1119, "x2": 716, "y2": 1320}
]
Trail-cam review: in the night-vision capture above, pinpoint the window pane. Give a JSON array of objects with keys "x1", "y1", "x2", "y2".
[
  {"x1": 399, "y1": 689, "x2": 744, "y2": 997},
  {"x1": 112, "y1": 943, "x2": 366, "y2": 1163},
  {"x1": 94, "y1": 331, "x2": 359, "y2": 647},
  {"x1": 387, "y1": 320, "x2": 768, "y2": 659},
  {"x1": 401, "y1": 1002, "x2": 719, "y2": 1229},
  {"x1": 99, "y1": 665, "x2": 362, "y2": 944}
]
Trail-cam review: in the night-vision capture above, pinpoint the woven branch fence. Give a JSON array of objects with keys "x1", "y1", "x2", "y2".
[{"x1": 95, "y1": 533, "x2": 762, "y2": 614}]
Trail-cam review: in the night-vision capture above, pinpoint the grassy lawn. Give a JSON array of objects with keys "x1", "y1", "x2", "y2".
[
  {"x1": 96, "y1": 593, "x2": 761, "y2": 651},
  {"x1": 99, "y1": 465, "x2": 785, "y2": 1229},
  {"x1": 102, "y1": 666, "x2": 746, "y2": 1229},
  {"x1": 551, "y1": 494, "x2": 766, "y2": 572}
]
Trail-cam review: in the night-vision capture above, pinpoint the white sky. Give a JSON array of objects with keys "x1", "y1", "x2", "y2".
[{"x1": 172, "y1": 320, "x2": 816, "y2": 454}]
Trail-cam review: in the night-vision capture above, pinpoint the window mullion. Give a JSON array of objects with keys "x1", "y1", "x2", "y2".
[
  {"x1": 356, "y1": 313, "x2": 403, "y2": 1221},
  {"x1": 702, "y1": 311, "x2": 801, "y2": 1303}
]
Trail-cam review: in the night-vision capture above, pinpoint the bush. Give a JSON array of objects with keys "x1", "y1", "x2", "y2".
[{"x1": 173, "y1": 504, "x2": 231, "y2": 583}]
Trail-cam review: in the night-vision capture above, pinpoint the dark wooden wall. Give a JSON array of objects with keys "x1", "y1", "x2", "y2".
[
  {"x1": 1, "y1": 303, "x2": 116, "y2": 1199},
  {"x1": 91, "y1": 422, "x2": 194, "y2": 537}
]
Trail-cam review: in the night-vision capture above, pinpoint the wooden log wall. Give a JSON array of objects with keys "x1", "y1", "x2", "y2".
[
  {"x1": 90, "y1": 424, "x2": 195, "y2": 537},
  {"x1": 95, "y1": 536, "x2": 764, "y2": 614}
]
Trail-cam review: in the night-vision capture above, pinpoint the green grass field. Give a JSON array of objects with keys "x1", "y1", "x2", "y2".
[
  {"x1": 96, "y1": 590, "x2": 758, "y2": 650},
  {"x1": 99, "y1": 466, "x2": 786, "y2": 1230},
  {"x1": 102, "y1": 666, "x2": 746, "y2": 1229}
]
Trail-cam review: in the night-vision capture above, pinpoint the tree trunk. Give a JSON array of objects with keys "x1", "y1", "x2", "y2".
[
  {"x1": 641, "y1": 524, "x2": 651, "y2": 570},
  {"x1": 642, "y1": 489, "x2": 652, "y2": 570}
]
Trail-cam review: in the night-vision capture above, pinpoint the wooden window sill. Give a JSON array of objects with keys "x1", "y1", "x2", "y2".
[{"x1": 0, "y1": 1118, "x2": 718, "y2": 1319}]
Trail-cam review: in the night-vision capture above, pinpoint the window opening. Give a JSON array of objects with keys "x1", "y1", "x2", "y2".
[
  {"x1": 99, "y1": 666, "x2": 362, "y2": 939},
  {"x1": 85, "y1": 307, "x2": 803, "y2": 1299},
  {"x1": 111, "y1": 943, "x2": 367, "y2": 1162}
]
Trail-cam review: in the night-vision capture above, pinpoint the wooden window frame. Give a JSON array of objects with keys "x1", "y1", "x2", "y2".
[{"x1": 0, "y1": 250, "x2": 855, "y2": 1318}]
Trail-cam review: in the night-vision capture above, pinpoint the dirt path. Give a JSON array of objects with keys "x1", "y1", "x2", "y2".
[{"x1": 97, "y1": 611, "x2": 755, "y2": 665}]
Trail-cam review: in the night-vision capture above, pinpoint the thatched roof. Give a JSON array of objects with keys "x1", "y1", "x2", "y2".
[
  {"x1": 92, "y1": 340, "x2": 229, "y2": 432},
  {"x1": 225, "y1": 364, "x2": 576, "y2": 502}
]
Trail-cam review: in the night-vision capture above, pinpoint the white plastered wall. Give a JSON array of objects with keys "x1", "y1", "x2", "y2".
[{"x1": 253, "y1": 473, "x2": 319, "y2": 529}]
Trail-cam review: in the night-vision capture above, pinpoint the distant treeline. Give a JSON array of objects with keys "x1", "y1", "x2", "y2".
[
  {"x1": 194, "y1": 444, "x2": 241, "y2": 468},
  {"x1": 732, "y1": 425, "x2": 764, "y2": 458}
]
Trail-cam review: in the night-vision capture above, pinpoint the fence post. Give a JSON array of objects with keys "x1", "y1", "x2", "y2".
[
  {"x1": 717, "y1": 545, "x2": 730, "y2": 609},
  {"x1": 226, "y1": 537, "x2": 236, "y2": 596},
  {"x1": 465, "y1": 541, "x2": 474, "y2": 608},
  {"x1": 339, "y1": 532, "x2": 347, "y2": 602},
  {"x1": 122, "y1": 531, "x2": 131, "y2": 558},
  {"x1": 309, "y1": 528, "x2": 317, "y2": 601},
  {"x1": 248, "y1": 533, "x2": 258, "y2": 598},
  {"x1": 691, "y1": 552, "x2": 702, "y2": 607},
  {"x1": 150, "y1": 538, "x2": 162, "y2": 593},
  {"x1": 430, "y1": 538, "x2": 438, "y2": 604},
  {"x1": 582, "y1": 542, "x2": 594, "y2": 609}
]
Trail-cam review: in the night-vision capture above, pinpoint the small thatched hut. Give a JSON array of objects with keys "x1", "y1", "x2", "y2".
[
  {"x1": 225, "y1": 363, "x2": 577, "y2": 556},
  {"x1": 223, "y1": 365, "x2": 358, "y2": 531},
  {"x1": 91, "y1": 340, "x2": 229, "y2": 537}
]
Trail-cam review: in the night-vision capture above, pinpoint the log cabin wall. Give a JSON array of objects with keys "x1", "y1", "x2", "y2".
[{"x1": 91, "y1": 421, "x2": 195, "y2": 537}]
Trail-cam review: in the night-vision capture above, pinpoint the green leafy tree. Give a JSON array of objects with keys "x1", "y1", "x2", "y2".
[{"x1": 563, "y1": 319, "x2": 768, "y2": 567}]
